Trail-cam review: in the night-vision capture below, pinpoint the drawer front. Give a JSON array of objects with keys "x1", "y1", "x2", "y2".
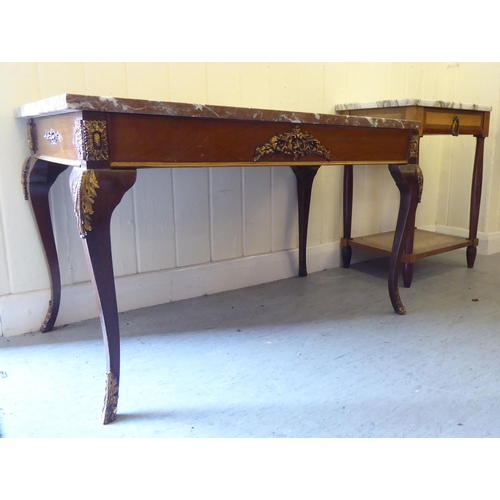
[{"x1": 423, "y1": 109, "x2": 486, "y2": 135}]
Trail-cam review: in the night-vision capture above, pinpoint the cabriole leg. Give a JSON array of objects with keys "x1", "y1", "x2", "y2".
[
  {"x1": 23, "y1": 158, "x2": 68, "y2": 332},
  {"x1": 388, "y1": 164, "x2": 420, "y2": 315},
  {"x1": 69, "y1": 167, "x2": 137, "y2": 424}
]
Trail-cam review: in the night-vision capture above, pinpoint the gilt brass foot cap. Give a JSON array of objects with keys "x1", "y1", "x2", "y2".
[{"x1": 102, "y1": 372, "x2": 119, "y2": 425}]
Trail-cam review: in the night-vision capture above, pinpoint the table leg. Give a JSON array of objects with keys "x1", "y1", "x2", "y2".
[
  {"x1": 401, "y1": 165, "x2": 423, "y2": 288},
  {"x1": 388, "y1": 164, "x2": 420, "y2": 315},
  {"x1": 69, "y1": 167, "x2": 137, "y2": 424},
  {"x1": 467, "y1": 135, "x2": 484, "y2": 268},
  {"x1": 23, "y1": 158, "x2": 68, "y2": 332},
  {"x1": 291, "y1": 166, "x2": 321, "y2": 277},
  {"x1": 341, "y1": 165, "x2": 353, "y2": 268}
]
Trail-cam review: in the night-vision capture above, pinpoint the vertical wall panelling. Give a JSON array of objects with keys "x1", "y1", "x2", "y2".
[
  {"x1": 345, "y1": 63, "x2": 367, "y2": 102},
  {"x1": 406, "y1": 62, "x2": 426, "y2": 98},
  {"x1": 37, "y1": 63, "x2": 86, "y2": 96},
  {"x1": 378, "y1": 168, "x2": 399, "y2": 234},
  {"x1": 49, "y1": 168, "x2": 89, "y2": 286},
  {"x1": 271, "y1": 167, "x2": 299, "y2": 252},
  {"x1": 124, "y1": 63, "x2": 170, "y2": 101},
  {"x1": 320, "y1": 166, "x2": 343, "y2": 245},
  {"x1": 367, "y1": 62, "x2": 391, "y2": 101},
  {"x1": 387, "y1": 62, "x2": 408, "y2": 97},
  {"x1": 447, "y1": 136, "x2": 476, "y2": 230},
  {"x1": 239, "y1": 63, "x2": 272, "y2": 110},
  {"x1": 0, "y1": 201, "x2": 10, "y2": 296},
  {"x1": 488, "y1": 81, "x2": 500, "y2": 234},
  {"x1": 323, "y1": 62, "x2": 349, "y2": 112},
  {"x1": 305, "y1": 169, "x2": 323, "y2": 248},
  {"x1": 172, "y1": 168, "x2": 211, "y2": 267},
  {"x1": 0, "y1": 63, "x2": 49, "y2": 295},
  {"x1": 270, "y1": 63, "x2": 300, "y2": 111},
  {"x1": 210, "y1": 167, "x2": 244, "y2": 262},
  {"x1": 167, "y1": 63, "x2": 207, "y2": 103},
  {"x1": 435, "y1": 135, "x2": 453, "y2": 229},
  {"x1": 134, "y1": 169, "x2": 176, "y2": 273},
  {"x1": 109, "y1": 187, "x2": 138, "y2": 278},
  {"x1": 415, "y1": 135, "x2": 443, "y2": 231},
  {"x1": 83, "y1": 62, "x2": 128, "y2": 96},
  {"x1": 242, "y1": 166, "x2": 272, "y2": 256},
  {"x1": 297, "y1": 63, "x2": 325, "y2": 112},
  {"x1": 420, "y1": 63, "x2": 446, "y2": 100},
  {"x1": 3, "y1": 62, "x2": 500, "y2": 336},
  {"x1": 205, "y1": 63, "x2": 242, "y2": 106}
]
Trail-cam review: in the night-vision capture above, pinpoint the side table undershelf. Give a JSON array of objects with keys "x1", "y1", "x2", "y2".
[
  {"x1": 336, "y1": 98, "x2": 491, "y2": 288},
  {"x1": 342, "y1": 229, "x2": 476, "y2": 263}
]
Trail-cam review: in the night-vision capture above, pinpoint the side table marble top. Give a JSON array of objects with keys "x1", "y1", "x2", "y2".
[{"x1": 335, "y1": 98, "x2": 492, "y2": 112}]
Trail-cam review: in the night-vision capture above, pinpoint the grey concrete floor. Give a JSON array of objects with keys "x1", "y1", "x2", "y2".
[{"x1": 2, "y1": 250, "x2": 500, "y2": 438}]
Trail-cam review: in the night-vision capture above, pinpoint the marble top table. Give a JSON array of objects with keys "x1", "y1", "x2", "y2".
[
  {"x1": 336, "y1": 98, "x2": 491, "y2": 288},
  {"x1": 16, "y1": 94, "x2": 421, "y2": 424}
]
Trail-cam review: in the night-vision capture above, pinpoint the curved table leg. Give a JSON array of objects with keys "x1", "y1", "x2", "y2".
[
  {"x1": 69, "y1": 167, "x2": 137, "y2": 424},
  {"x1": 467, "y1": 135, "x2": 484, "y2": 268},
  {"x1": 401, "y1": 204, "x2": 416, "y2": 289},
  {"x1": 401, "y1": 165, "x2": 423, "y2": 288},
  {"x1": 388, "y1": 164, "x2": 420, "y2": 315},
  {"x1": 291, "y1": 166, "x2": 321, "y2": 277},
  {"x1": 341, "y1": 165, "x2": 353, "y2": 268},
  {"x1": 23, "y1": 158, "x2": 68, "y2": 332}
]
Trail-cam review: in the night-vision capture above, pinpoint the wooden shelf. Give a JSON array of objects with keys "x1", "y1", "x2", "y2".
[{"x1": 344, "y1": 229, "x2": 475, "y2": 263}]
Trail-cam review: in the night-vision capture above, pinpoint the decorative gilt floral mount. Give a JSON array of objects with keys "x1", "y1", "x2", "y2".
[
  {"x1": 72, "y1": 169, "x2": 100, "y2": 238},
  {"x1": 75, "y1": 120, "x2": 109, "y2": 161},
  {"x1": 254, "y1": 125, "x2": 331, "y2": 162}
]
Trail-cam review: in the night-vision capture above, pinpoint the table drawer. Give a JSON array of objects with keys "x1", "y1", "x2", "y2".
[{"x1": 423, "y1": 109, "x2": 485, "y2": 135}]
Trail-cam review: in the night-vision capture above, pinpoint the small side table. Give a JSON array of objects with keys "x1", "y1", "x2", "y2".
[{"x1": 336, "y1": 98, "x2": 492, "y2": 287}]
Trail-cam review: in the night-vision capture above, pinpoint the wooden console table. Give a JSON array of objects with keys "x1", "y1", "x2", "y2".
[
  {"x1": 336, "y1": 98, "x2": 491, "y2": 287},
  {"x1": 16, "y1": 94, "x2": 420, "y2": 424}
]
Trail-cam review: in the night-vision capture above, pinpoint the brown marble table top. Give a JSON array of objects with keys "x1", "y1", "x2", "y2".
[{"x1": 15, "y1": 93, "x2": 421, "y2": 131}]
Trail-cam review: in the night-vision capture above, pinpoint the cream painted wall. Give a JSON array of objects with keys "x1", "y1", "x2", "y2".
[{"x1": 1, "y1": 62, "x2": 499, "y2": 336}]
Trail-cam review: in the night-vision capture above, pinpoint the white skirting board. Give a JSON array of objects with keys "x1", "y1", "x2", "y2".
[
  {"x1": 0, "y1": 242, "x2": 346, "y2": 337},
  {"x1": 432, "y1": 225, "x2": 500, "y2": 255},
  {"x1": 3, "y1": 228, "x2": 499, "y2": 337}
]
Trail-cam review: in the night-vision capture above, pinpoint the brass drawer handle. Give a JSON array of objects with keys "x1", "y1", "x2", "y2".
[{"x1": 451, "y1": 115, "x2": 460, "y2": 136}]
